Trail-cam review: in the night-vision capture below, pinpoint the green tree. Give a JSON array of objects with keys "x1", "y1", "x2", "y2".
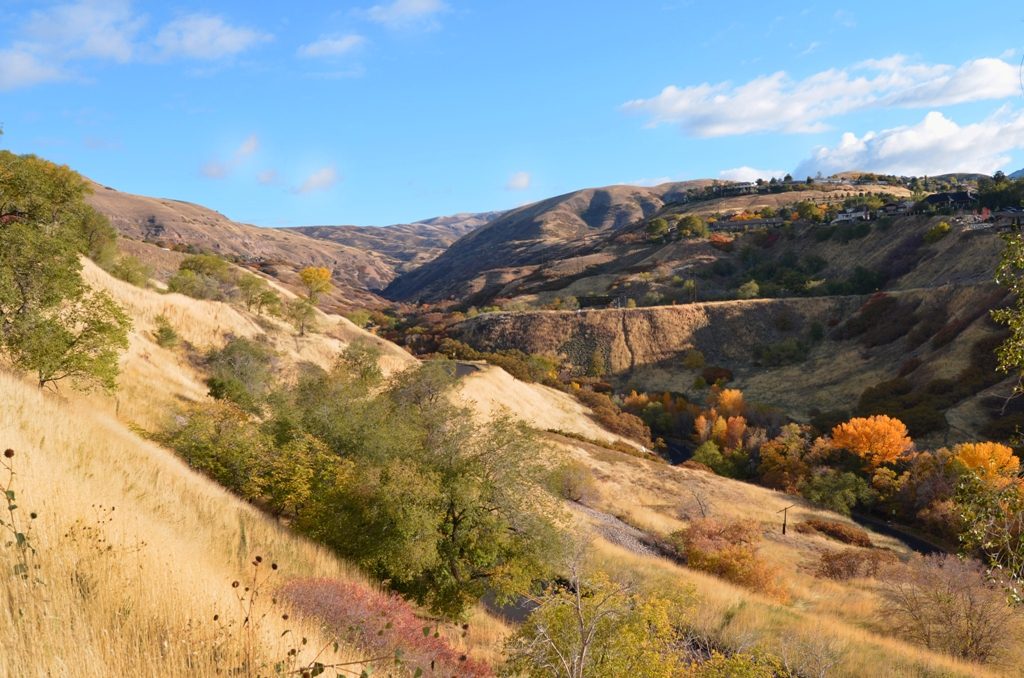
[
  {"x1": 737, "y1": 280, "x2": 760, "y2": 299},
  {"x1": 677, "y1": 214, "x2": 708, "y2": 238},
  {"x1": 236, "y1": 273, "x2": 271, "y2": 312},
  {"x1": 7, "y1": 290, "x2": 131, "y2": 390},
  {"x1": 645, "y1": 217, "x2": 670, "y2": 241},
  {"x1": 0, "y1": 152, "x2": 131, "y2": 391},
  {"x1": 284, "y1": 298, "x2": 317, "y2": 336},
  {"x1": 504, "y1": 556, "x2": 688, "y2": 678},
  {"x1": 204, "y1": 337, "x2": 279, "y2": 413},
  {"x1": 799, "y1": 469, "x2": 876, "y2": 516}
]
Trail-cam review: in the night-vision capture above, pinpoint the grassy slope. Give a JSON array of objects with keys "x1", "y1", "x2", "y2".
[
  {"x1": 2, "y1": 260, "x2": 1014, "y2": 676},
  {"x1": 558, "y1": 436, "x2": 1015, "y2": 677}
]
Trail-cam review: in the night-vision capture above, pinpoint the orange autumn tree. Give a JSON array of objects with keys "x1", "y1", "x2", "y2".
[
  {"x1": 953, "y1": 442, "x2": 1021, "y2": 485},
  {"x1": 831, "y1": 415, "x2": 913, "y2": 470},
  {"x1": 712, "y1": 388, "x2": 746, "y2": 418}
]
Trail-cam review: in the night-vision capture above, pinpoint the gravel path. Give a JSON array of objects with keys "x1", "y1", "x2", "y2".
[{"x1": 572, "y1": 504, "x2": 660, "y2": 557}]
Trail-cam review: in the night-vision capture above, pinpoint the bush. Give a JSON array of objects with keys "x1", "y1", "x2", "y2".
[
  {"x1": 701, "y1": 366, "x2": 733, "y2": 385},
  {"x1": 799, "y1": 470, "x2": 876, "y2": 516},
  {"x1": 880, "y1": 554, "x2": 1018, "y2": 663},
  {"x1": 547, "y1": 461, "x2": 599, "y2": 503},
  {"x1": 816, "y1": 548, "x2": 897, "y2": 580},
  {"x1": 923, "y1": 221, "x2": 951, "y2": 244},
  {"x1": 204, "y1": 337, "x2": 279, "y2": 412},
  {"x1": 670, "y1": 518, "x2": 787, "y2": 601},
  {"x1": 682, "y1": 348, "x2": 706, "y2": 369},
  {"x1": 575, "y1": 389, "x2": 654, "y2": 447},
  {"x1": 168, "y1": 254, "x2": 238, "y2": 300},
  {"x1": 737, "y1": 280, "x2": 759, "y2": 299},
  {"x1": 281, "y1": 578, "x2": 492, "y2": 677},
  {"x1": 153, "y1": 314, "x2": 179, "y2": 348},
  {"x1": 109, "y1": 255, "x2": 152, "y2": 287},
  {"x1": 795, "y1": 519, "x2": 872, "y2": 547},
  {"x1": 753, "y1": 338, "x2": 807, "y2": 366}
]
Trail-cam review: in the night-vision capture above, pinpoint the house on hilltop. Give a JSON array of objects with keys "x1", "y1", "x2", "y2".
[{"x1": 920, "y1": 189, "x2": 978, "y2": 211}]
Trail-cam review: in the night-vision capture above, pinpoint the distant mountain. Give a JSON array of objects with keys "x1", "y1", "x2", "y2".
[
  {"x1": 384, "y1": 181, "x2": 716, "y2": 303},
  {"x1": 290, "y1": 211, "x2": 502, "y2": 275},
  {"x1": 1010, "y1": 168, "x2": 1024, "y2": 180},
  {"x1": 86, "y1": 181, "x2": 396, "y2": 308}
]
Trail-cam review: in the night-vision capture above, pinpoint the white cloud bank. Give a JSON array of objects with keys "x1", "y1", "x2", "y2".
[
  {"x1": 794, "y1": 109, "x2": 1024, "y2": 177},
  {"x1": 0, "y1": 1, "x2": 272, "y2": 90},
  {"x1": 155, "y1": 14, "x2": 271, "y2": 60},
  {"x1": 364, "y1": 0, "x2": 448, "y2": 30},
  {"x1": 719, "y1": 166, "x2": 786, "y2": 182},
  {"x1": 298, "y1": 35, "x2": 366, "y2": 58},
  {"x1": 624, "y1": 55, "x2": 1020, "y2": 137}
]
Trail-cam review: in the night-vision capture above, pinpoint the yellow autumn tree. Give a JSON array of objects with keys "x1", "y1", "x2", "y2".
[
  {"x1": 831, "y1": 415, "x2": 912, "y2": 469},
  {"x1": 298, "y1": 266, "x2": 333, "y2": 304},
  {"x1": 954, "y1": 442, "x2": 1020, "y2": 485},
  {"x1": 713, "y1": 388, "x2": 746, "y2": 418}
]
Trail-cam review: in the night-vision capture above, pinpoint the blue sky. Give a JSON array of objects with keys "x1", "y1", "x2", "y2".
[{"x1": 2, "y1": 1, "x2": 1023, "y2": 226}]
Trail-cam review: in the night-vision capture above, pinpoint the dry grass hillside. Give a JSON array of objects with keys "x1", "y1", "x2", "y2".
[
  {"x1": 4, "y1": 254, "x2": 1020, "y2": 676},
  {"x1": 383, "y1": 179, "x2": 911, "y2": 303},
  {"x1": 553, "y1": 434, "x2": 1016, "y2": 677},
  {"x1": 86, "y1": 181, "x2": 390, "y2": 308}
]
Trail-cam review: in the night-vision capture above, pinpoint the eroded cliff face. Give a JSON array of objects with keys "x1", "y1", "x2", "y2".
[
  {"x1": 455, "y1": 296, "x2": 863, "y2": 373},
  {"x1": 453, "y1": 284, "x2": 1013, "y2": 441}
]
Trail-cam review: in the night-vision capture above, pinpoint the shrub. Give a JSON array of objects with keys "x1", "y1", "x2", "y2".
[
  {"x1": 923, "y1": 220, "x2": 951, "y2": 243},
  {"x1": 671, "y1": 518, "x2": 787, "y2": 601},
  {"x1": 799, "y1": 469, "x2": 876, "y2": 516},
  {"x1": 168, "y1": 254, "x2": 238, "y2": 300},
  {"x1": 281, "y1": 578, "x2": 492, "y2": 677},
  {"x1": 737, "y1": 280, "x2": 759, "y2": 299},
  {"x1": 701, "y1": 366, "x2": 733, "y2": 385},
  {"x1": 795, "y1": 519, "x2": 872, "y2": 547},
  {"x1": 682, "y1": 349, "x2": 706, "y2": 369},
  {"x1": 753, "y1": 338, "x2": 806, "y2": 366},
  {"x1": 575, "y1": 389, "x2": 654, "y2": 447},
  {"x1": 880, "y1": 554, "x2": 1018, "y2": 663},
  {"x1": 109, "y1": 255, "x2": 152, "y2": 287},
  {"x1": 153, "y1": 314, "x2": 179, "y2": 348},
  {"x1": 816, "y1": 548, "x2": 897, "y2": 580},
  {"x1": 547, "y1": 461, "x2": 599, "y2": 504},
  {"x1": 204, "y1": 337, "x2": 279, "y2": 412}
]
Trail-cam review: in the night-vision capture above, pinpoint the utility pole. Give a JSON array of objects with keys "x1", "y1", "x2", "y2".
[{"x1": 777, "y1": 504, "x2": 795, "y2": 535}]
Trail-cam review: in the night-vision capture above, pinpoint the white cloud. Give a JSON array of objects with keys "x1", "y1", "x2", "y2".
[
  {"x1": 257, "y1": 169, "x2": 278, "y2": 185},
  {"x1": 623, "y1": 55, "x2": 1021, "y2": 137},
  {"x1": 234, "y1": 134, "x2": 259, "y2": 159},
  {"x1": 364, "y1": 0, "x2": 448, "y2": 29},
  {"x1": 296, "y1": 166, "x2": 338, "y2": 194},
  {"x1": 201, "y1": 161, "x2": 228, "y2": 179},
  {"x1": 22, "y1": 0, "x2": 144, "y2": 63},
  {"x1": 155, "y1": 14, "x2": 271, "y2": 60},
  {"x1": 0, "y1": 49, "x2": 64, "y2": 90},
  {"x1": 794, "y1": 109, "x2": 1024, "y2": 177},
  {"x1": 298, "y1": 34, "x2": 366, "y2": 58},
  {"x1": 719, "y1": 166, "x2": 786, "y2": 182},
  {"x1": 201, "y1": 134, "x2": 260, "y2": 180},
  {"x1": 505, "y1": 171, "x2": 532, "y2": 191}
]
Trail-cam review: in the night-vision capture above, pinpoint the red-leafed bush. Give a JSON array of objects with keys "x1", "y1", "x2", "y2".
[{"x1": 280, "y1": 578, "x2": 492, "y2": 677}]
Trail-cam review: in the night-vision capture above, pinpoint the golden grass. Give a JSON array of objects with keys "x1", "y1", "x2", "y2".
[
  {"x1": 557, "y1": 438, "x2": 1024, "y2": 676},
  {"x1": 0, "y1": 371, "x2": 373, "y2": 677},
  {"x1": 589, "y1": 539, "x2": 1005, "y2": 678}
]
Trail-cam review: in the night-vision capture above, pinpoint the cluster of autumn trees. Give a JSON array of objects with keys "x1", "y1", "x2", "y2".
[{"x1": 677, "y1": 385, "x2": 1024, "y2": 587}]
